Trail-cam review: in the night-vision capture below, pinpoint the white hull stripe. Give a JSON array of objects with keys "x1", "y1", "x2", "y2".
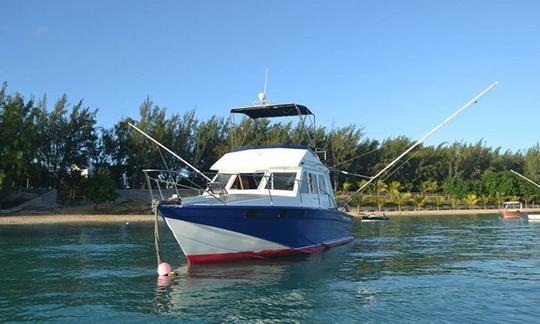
[{"x1": 164, "y1": 217, "x2": 290, "y2": 257}]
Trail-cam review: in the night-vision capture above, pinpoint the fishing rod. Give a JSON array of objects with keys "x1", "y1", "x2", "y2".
[
  {"x1": 128, "y1": 123, "x2": 213, "y2": 182},
  {"x1": 345, "y1": 81, "x2": 499, "y2": 204},
  {"x1": 510, "y1": 169, "x2": 540, "y2": 189},
  {"x1": 340, "y1": 170, "x2": 373, "y2": 180}
]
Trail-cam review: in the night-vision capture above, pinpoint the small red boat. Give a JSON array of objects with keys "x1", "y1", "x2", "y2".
[{"x1": 500, "y1": 201, "x2": 527, "y2": 218}]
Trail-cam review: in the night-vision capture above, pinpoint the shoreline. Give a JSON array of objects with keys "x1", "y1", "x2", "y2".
[
  {"x1": 353, "y1": 207, "x2": 540, "y2": 217},
  {"x1": 2, "y1": 208, "x2": 540, "y2": 225},
  {"x1": 0, "y1": 214, "x2": 155, "y2": 225}
]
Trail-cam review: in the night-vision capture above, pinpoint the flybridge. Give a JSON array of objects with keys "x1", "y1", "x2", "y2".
[{"x1": 229, "y1": 102, "x2": 319, "y2": 152}]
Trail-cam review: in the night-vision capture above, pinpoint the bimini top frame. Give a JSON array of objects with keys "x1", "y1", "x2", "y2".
[
  {"x1": 229, "y1": 102, "x2": 319, "y2": 154},
  {"x1": 230, "y1": 103, "x2": 313, "y2": 119}
]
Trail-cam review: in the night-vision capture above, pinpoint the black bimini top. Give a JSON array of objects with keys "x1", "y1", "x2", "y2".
[{"x1": 230, "y1": 103, "x2": 313, "y2": 119}]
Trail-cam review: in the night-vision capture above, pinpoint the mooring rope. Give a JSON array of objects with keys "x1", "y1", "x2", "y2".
[{"x1": 153, "y1": 203, "x2": 162, "y2": 265}]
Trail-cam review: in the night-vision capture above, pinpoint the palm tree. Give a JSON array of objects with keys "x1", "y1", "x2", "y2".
[
  {"x1": 351, "y1": 194, "x2": 371, "y2": 212},
  {"x1": 421, "y1": 181, "x2": 439, "y2": 194},
  {"x1": 463, "y1": 194, "x2": 479, "y2": 210},
  {"x1": 479, "y1": 194, "x2": 491, "y2": 209},
  {"x1": 522, "y1": 193, "x2": 537, "y2": 209},
  {"x1": 389, "y1": 187, "x2": 412, "y2": 213},
  {"x1": 493, "y1": 192, "x2": 506, "y2": 209},
  {"x1": 412, "y1": 194, "x2": 428, "y2": 211},
  {"x1": 375, "y1": 180, "x2": 388, "y2": 196},
  {"x1": 342, "y1": 181, "x2": 352, "y2": 193},
  {"x1": 389, "y1": 181, "x2": 402, "y2": 193},
  {"x1": 432, "y1": 195, "x2": 445, "y2": 211},
  {"x1": 450, "y1": 196, "x2": 460, "y2": 210},
  {"x1": 374, "y1": 195, "x2": 386, "y2": 212},
  {"x1": 356, "y1": 179, "x2": 368, "y2": 193}
]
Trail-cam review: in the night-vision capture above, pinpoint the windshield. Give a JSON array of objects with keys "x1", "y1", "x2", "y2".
[
  {"x1": 213, "y1": 173, "x2": 232, "y2": 186},
  {"x1": 230, "y1": 173, "x2": 264, "y2": 190},
  {"x1": 265, "y1": 172, "x2": 297, "y2": 191}
]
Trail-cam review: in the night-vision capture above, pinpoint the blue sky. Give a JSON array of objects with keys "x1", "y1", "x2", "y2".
[{"x1": 1, "y1": 0, "x2": 539, "y2": 152}]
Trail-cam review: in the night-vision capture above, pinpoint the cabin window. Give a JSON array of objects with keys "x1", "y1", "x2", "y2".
[
  {"x1": 308, "y1": 173, "x2": 318, "y2": 194},
  {"x1": 264, "y1": 172, "x2": 296, "y2": 191},
  {"x1": 230, "y1": 173, "x2": 264, "y2": 190},
  {"x1": 317, "y1": 175, "x2": 327, "y2": 194},
  {"x1": 300, "y1": 173, "x2": 309, "y2": 193},
  {"x1": 214, "y1": 173, "x2": 233, "y2": 187}
]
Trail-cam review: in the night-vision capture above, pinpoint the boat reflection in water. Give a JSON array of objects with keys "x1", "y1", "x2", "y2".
[{"x1": 152, "y1": 244, "x2": 353, "y2": 318}]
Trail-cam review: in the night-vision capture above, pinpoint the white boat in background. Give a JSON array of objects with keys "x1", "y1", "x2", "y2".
[
  {"x1": 509, "y1": 170, "x2": 540, "y2": 221},
  {"x1": 500, "y1": 201, "x2": 527, "y2": 218}
]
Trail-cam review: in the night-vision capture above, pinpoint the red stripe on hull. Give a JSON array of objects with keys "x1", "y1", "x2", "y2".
[{"x1": 186, "y1": 236, "x2": 354, "y2": 265}]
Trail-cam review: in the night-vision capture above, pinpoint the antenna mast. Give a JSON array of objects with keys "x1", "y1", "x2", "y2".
[{"x1": 258, "y1": 67, "x2": 269, "y2": 105}]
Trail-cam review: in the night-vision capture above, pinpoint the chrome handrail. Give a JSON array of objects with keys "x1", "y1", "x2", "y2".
[{"x1": 143, "y1": 169, "x2": 338, "y2": 209}]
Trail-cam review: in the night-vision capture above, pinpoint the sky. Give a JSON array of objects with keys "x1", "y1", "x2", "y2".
[{"x1": 1, "y1": 0, "x2": 539, "y2": 152}]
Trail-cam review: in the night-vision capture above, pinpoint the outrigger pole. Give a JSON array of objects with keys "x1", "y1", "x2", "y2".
[
  {"x1": 128, "y1": 123, "x2": 213, "y2": 182},
  {"x1": 346, "y1": 81, "x2": 499, "y2": 204},
  {"x1": 510, "y1": 169, "x2": 540, "y2": 189}
]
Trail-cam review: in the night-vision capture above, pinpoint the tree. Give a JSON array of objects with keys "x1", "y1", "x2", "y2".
[
  {"x1": 375, "y1": 180, "x2": 388, "y2": 196},
  {"x1": 482, "y1": 171, "x2": 521, "y2": 198},
  {"x1": 524, "y1": 143, "x2": 540, "y2": 183},
  {"x1": 0, "y1": 92, "x2": 39, "y2": 189},
  {"x1": 85, "y1": 174, "x2": 118, "y2": 209},
  {"x1": 432, "y1": 195, "x2": 445, "y2": 211},
  {"x1": 479, "y1": 194, "x2": 490, "y2": 209},
  {"x1": 449, "y1": 196, "x2": 461, "y2": 209},
  {"x1": 421, "y1": 180, "x2": 439, "y2": 194},
  {"x1": 374, "y1": 195, "x2": 386, "y2": 212},
  {"x1": 492, "y1": 192, "x2": 507, "y2": 209},
  {"x1": 388, "y1": 182, "x2": 411, "y2": 212},
  {"x1": 351, "y1": 194, "x2": 371, "y2": 211},
  {"x1": 342, "y1": 181, "x2": 352, "y2": 192},
  {"x1": 192, "y1": 116, "x2": 229, "y2": 172},
  {"x1": 463, "y1": 194, "x2": 479, "y2": 209},
  {"x1": 325, "y1": 125, "x2": 364, "y2": 191},
  {"x1": 37, "y1": 95, "x2": 97, "y2": 194},
  {"x1": 412, "y1": 194, "x2": 428, "y2": 211}
]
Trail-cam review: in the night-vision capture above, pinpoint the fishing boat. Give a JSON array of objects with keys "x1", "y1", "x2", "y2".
[
  {"x1": 131, "y1": 81, "x2": 498, "y2": 266},
  {"x1": 138, "y1": 103, "x2": 354, "y2": 265},
  {"x1": 499, "y1": 201, "x2": 527, "y2": 218}
]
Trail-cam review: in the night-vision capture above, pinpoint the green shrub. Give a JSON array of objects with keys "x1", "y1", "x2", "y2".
[{"x1": 85, "y1": 174, "x2": 118, "y2": 208}]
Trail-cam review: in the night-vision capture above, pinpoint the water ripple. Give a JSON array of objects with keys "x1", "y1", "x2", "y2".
[{"x1": 1, "y1": 216, "x2": 539, "y2": 322}]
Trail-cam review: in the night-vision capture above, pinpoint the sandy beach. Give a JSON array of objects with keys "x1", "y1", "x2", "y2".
[
  {"x1": 353, "y1": 207, "x2": 540, "y2": 217},
  {"x1": 0, "y1": 214, "x2": 155, "y2": 225},
  {"x1": 3, "y1": 207, "x2": 540, "y2": 225}
]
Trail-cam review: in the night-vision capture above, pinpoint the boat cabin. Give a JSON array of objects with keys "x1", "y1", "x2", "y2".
[
  {"x1": 502, "y1": 201, "x2": 522, "y2": 211},
  {"x1": 206, "y1": 144, "x2": 336, "y2": 209}
]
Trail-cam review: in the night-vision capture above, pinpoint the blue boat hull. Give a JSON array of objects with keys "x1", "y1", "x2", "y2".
[{"x1": 158, "y1": 204, "x2": 353, "y2": 264}]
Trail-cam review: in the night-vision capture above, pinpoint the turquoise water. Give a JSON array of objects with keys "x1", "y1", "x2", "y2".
[{"x1": 1, "y1": 215, "x2": 539, "y2": 323}]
